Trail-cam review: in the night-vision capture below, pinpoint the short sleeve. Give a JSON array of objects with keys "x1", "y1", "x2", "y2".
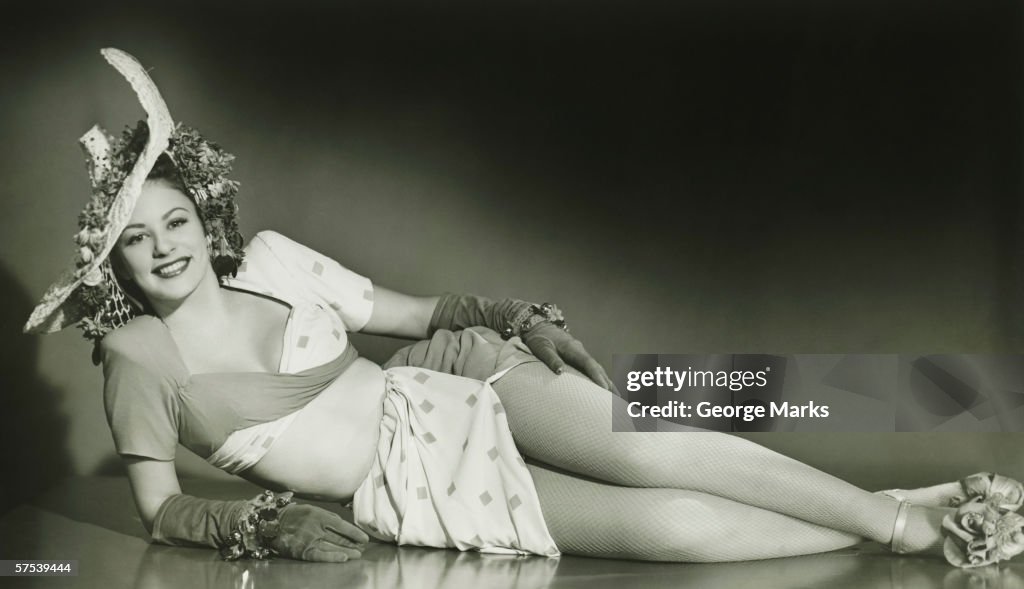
[
  {"x1": 101, "y1": 329, "x2": 181, "y2": 461},
  {"x1": 243, "y1": 231, "x2": 375, "y2": 332}
]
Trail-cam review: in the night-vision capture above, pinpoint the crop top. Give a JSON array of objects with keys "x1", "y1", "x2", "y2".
[{"x1": 100, "y1": 230, "x2": 375, "y2": 461}]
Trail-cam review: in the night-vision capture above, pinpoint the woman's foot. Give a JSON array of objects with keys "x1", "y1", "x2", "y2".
[
  {"x1": 876, "y1": 483, "x2": 962, "y2": 507},
  {"x1": 891, "y1": 500, "x2": 1024, "y2": 567},
  {"x1": 879, "y1": 473, "x2": 1024, "y2": 511}
]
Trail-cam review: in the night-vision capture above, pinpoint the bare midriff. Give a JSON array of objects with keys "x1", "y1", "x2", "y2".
[{"x1": 239, "y1": 357, "x2": 387, "y2": 502}]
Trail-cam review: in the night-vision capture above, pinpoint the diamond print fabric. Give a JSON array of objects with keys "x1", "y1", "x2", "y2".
[
  {"x1": 204, "y1": 275, "x2": 351, "y2": 473},
  {"x1": 238, "y1": 231, "x2": 375, "y2": 333},
  {"x1": 353, "y1": 367, "x2": 560, "y2": 557}
]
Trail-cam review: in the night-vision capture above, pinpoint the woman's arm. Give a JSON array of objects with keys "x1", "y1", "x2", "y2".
[
  {"x1": 124, "y1": 456, "x2": 182, "y2": 534},
  {"x1": 124, "y1": 457, "x2": 246, "y2": 549},
  {"x1": 361, "y1": 288, "x2": 617, "y2": 391},
  {"x1": 360, "y1": 287, "x2": 439, "y2": 340},
  {"x1": 122, "y1": 455, "x2": 368, "y2": 561},
  {"x1": 253, "y1": 232, "x2": 609, "y2": 390}
]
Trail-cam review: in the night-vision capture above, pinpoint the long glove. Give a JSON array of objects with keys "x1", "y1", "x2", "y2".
[
  {"x1": 151, "y1": 493, "x2": 368, "y2": 562},
  {"x1": 430, "y1": 293, "x2": 617, "y2": 392}
]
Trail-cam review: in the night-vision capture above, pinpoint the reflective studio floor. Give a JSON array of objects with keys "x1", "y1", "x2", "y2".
[{"x1": 2, "y1": 477, "x2": 1023, "y2": 589}]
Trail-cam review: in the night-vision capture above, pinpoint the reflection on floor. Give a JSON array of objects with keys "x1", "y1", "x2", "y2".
[{"x1": 1, "y1": 477, "x2": 1022, "y2": 589}]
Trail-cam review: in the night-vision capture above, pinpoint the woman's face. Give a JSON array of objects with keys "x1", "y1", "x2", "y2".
[{"x1": 114, "y1": 180, "x2": 213, "y2": 310}]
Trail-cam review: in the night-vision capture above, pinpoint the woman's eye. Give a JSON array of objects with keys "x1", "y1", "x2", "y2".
[
  {"x1": 169, "y1": 218, "x2": 187, "y2": 229},
  {"x1": 125, "y1": 234, "x2": 145, "y2": 246}
]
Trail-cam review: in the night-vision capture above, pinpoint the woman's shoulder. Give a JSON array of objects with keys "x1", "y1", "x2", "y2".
[
  {"x1": 241, "y1": 230, "x2": 305, "y2": 269},
  {"x1": 241, "y1": 230, "x2": 336, "y2": 280},
  {"x1": 102, "y1": 315, "x2": 163, "y2": 350},
  {"x1": 100, "y1": 316, "x2": 181, "y2": 378},
  {"x1": 245, "y1": 229, "x2": 304, "y2": 253}
]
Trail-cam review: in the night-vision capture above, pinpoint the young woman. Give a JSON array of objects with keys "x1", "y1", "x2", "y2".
[{"x1": 24, "y1": 48, "x2": 1024, "y2": 568}]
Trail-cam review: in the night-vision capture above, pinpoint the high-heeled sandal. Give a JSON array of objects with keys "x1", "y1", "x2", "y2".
[
  {"x1": 879, "y1": 472, "x2": 1024, "y2": 510},
  {"x1": 889, "y1": 475, "x2": 1024, "y2": 567}
]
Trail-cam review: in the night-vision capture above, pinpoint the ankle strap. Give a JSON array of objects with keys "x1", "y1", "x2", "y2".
[{"x1": 890, "y1": 500, "x2": 911, "y2": 554}]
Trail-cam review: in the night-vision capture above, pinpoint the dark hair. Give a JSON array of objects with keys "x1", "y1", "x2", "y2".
[
  {"x1": 146, "y1": 153, "x2": 189, "y2": 194},
  {"x1": 145, "y1": 154, "x2": 239, "y2": 278}
]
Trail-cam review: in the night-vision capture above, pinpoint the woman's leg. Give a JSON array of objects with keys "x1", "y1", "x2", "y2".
[
  {"x1": 493, "y1": 363, "x2": 942, "y2": 550},
  {"x1": 527, "y1": 462, "x2": 948, "y2": 561}
]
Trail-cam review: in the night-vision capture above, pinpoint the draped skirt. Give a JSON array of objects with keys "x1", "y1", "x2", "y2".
[{"x1": 352, "y1": 363, "x2": 560, "y2": 557}]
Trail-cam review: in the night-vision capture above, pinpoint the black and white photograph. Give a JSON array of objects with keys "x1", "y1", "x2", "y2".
[{"x1": 2, "y1": 1, "x2": 1023, "y2": 587}]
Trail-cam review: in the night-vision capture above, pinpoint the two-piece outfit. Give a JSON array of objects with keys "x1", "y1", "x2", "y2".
[{"x1": 100, "y1": 231, "x2": 559, "y2": 557}]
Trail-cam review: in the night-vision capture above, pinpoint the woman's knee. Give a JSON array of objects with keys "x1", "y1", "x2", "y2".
[{"x1": 583, "y1": 434, "x2": 691, "y2": 486}]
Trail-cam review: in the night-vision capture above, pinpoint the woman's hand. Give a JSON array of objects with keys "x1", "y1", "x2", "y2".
[
  {"x1": 271, "y1": 504, "x2": 370, "y2": 562},
  {"x1": 522, "y1": 322, "x2": 618, "y2": 393}
]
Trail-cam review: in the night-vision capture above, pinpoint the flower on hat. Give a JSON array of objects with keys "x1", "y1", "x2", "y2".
[
  {"x1": 82, "y1": 267, "x2": 103, "y2": 287},
  {"x1": 79, "y1": 316, "x2": 110, "y2": 341}
]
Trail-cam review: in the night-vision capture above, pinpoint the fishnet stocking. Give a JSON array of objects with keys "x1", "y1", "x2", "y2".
[
  {"x1": 492, "y1": 363, "x2": 945, "y2": 559},
  {"x1": 526, "y1": 462, "x2": 861, "y2": 561}
]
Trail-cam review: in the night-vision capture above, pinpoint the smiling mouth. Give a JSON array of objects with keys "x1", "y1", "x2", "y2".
[{"x1": 153, "y1": 258, "x2": 190, "y2": 278}]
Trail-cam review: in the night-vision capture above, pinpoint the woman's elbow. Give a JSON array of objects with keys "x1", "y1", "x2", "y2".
[{"x1": 137, "y1": 492, "x2": 179, "y2": 535}]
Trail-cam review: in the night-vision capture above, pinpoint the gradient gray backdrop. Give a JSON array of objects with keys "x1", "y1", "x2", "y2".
[{"x1": 1, "y1": 1, "x2": 1021, "y2": 509}]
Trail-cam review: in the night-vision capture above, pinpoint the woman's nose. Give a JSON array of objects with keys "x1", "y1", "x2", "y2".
[{"x1": 150, "y1": 232, "x2": 174, "y2": 257}]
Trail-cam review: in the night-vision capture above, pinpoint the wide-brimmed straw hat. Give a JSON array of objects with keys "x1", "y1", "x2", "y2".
[{"x1": 23, "y1": 48, "x2": 244, "y2": 352}]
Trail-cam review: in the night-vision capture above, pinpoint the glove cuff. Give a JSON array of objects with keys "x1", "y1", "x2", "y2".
[
  {"x1": 151, "y1": 490, "x2": 295, "y2": 561},
  {"x1": 151, "y1": 494, "x2": 247, "y2": 549},
  {"x1": 429, "y1": 293, "x2": 567, "y2": 339},
  {"x1": 500, "y1": 302, "x2": 568, "y2": 340},
  {"x1": 218, "y1": 490, "x2": 296, "y2": 560}
]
